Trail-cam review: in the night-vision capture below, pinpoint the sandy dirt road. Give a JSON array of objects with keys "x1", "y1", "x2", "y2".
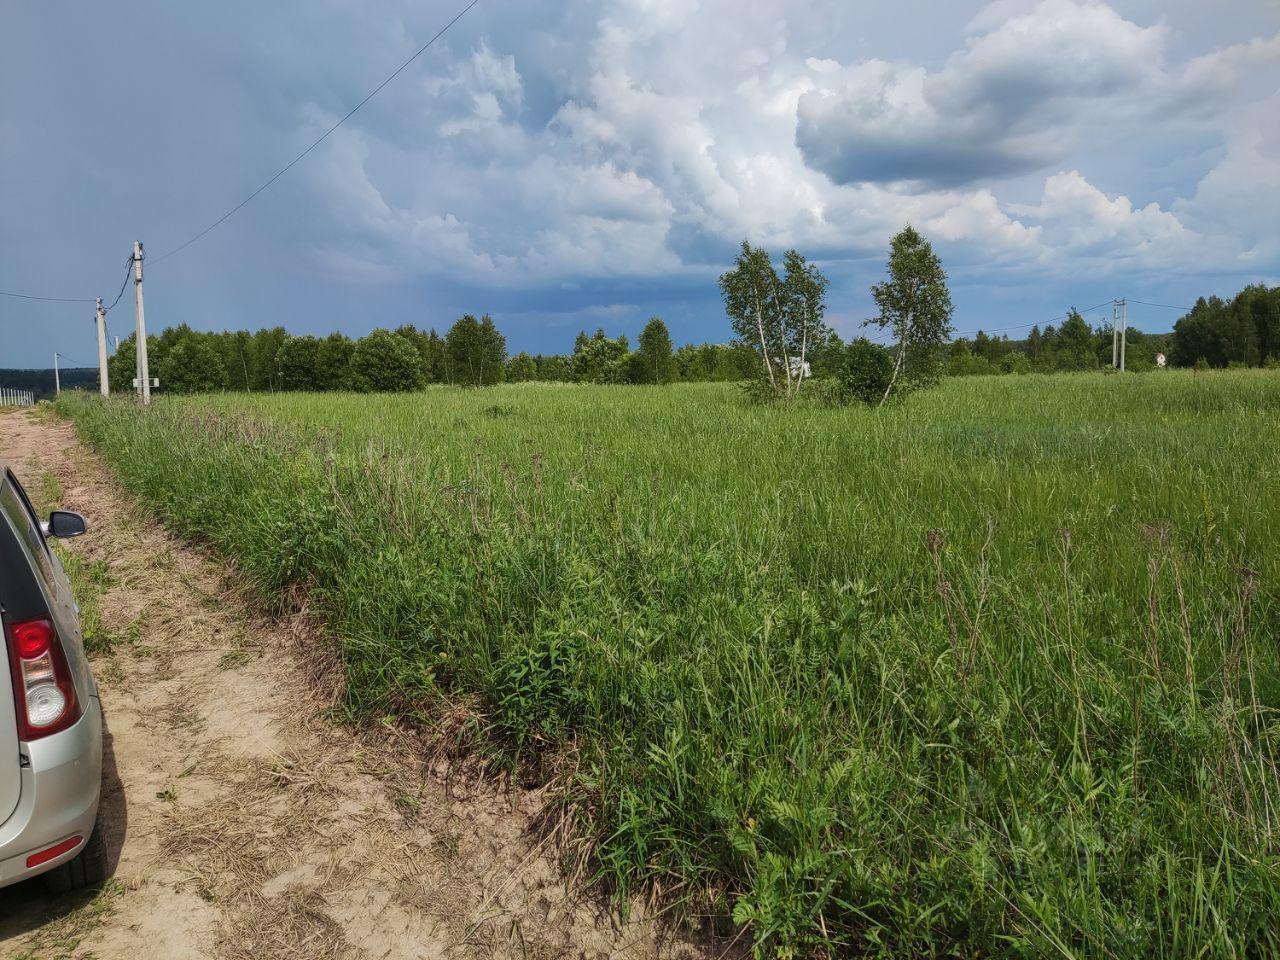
[{"x1": 0, "y1": 409, "x2": 723, "y2": 960}]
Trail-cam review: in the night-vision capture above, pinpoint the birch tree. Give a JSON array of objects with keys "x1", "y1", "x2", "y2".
[
  {"x1": 868, "y1": 226, "x2": 953, "y2": 406},
  {"x1": 720, "y1": 241, "x2": 831, "y2": 400},
  {"x1": 781, "y1": 249, "x2": 830, "y2": 396}
]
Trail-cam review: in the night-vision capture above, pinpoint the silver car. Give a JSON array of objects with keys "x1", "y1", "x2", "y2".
[{"x1": 0, "y1": 463, "x2": 104, "y2": 892}]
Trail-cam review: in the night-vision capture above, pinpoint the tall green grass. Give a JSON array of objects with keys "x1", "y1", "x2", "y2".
[{"x1": 59, "y1": 372, "x2": 1280, "y2": 957}]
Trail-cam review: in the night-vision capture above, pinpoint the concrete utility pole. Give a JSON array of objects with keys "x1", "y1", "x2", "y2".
[
  {"x1": 1119, "y1": 298, "x2": 1127, "y2": 372},
  {"x1": 53, "y1": 353, "x2": 61, "y2": 395},
  {"x1": 1111, "y1": 301, "x2": 1119, "y2": 368},
  {"x1": 133, "y1": 241, "x2": 151, "y2": 405},
  {"x1": 95, "y1": 298, "x2": 110, "y2": 397}
]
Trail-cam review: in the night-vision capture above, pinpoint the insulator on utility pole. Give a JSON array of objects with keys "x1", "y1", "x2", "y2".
[
  {"x1": 96, "y1": 297, "x2": 110, "y2": 397},
  {"x1": 133, "y1": 241, "x2": 151, "y2": 405}
]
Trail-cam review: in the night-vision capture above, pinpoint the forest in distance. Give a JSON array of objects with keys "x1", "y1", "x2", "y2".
[{"x1": 41, "y1": 278, "x2": 1277, "y2": 397}]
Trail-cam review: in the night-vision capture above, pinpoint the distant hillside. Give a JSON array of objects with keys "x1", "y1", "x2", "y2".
[{"x1": 0, "y1": 368, "x2": 98, "y2": 401}]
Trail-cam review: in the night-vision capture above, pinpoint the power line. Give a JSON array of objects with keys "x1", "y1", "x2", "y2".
[
  {"x1": 1127, "y1": 298, "x2": 1192, "y2": 312},
  {"x1": 54, "y1": 352, "x2": 95, "y2": 368},
  {"x1": 148, "y1": 0, "x2": 482, "y2": 267},
  {"x1": 950, "y1": 298, "x2": 1118, "y2": 339},
  {"x1": 0, "y1": 290, "x2": 95, "y2": 303},
  {"x1": 4, "y1": 251, "x2": 133, "y2": 310},
  {"x1": 953, "y1": 320, "x2": 1038, "y2": 337},
  {"x1": 4, "y1": 0, "x2": 479, "y2": 316},
  {"x1": 1078, "y1": 298, "x2": 1119, "y2": 316},
  {"x1": 103, "y1": 256, "x2": 134, "y2": 312}
]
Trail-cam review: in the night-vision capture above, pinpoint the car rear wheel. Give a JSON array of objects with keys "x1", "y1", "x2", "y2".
[{"x1": 43, "y1": 816, "x2": 108, "y2": 893}]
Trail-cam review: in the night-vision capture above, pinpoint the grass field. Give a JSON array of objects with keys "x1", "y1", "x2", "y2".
[{"x1": 58, "y1": 372, "x2": 1280, "y2": 957}]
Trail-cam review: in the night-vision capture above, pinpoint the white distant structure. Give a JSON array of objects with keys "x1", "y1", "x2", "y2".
[
  {"x1": 1156, "y1": 352, "x2": 1167, "y2": 369},
  {"x1": 788, "y1": 357, "x2": 811, "y2": 380}
]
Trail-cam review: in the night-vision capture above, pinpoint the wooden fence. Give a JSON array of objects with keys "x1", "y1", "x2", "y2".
[{"x1": 0, "y1": 388, "x2": 36, "y2": 407}]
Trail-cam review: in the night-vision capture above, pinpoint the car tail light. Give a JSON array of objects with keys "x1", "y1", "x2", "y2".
[
  {"x1": 26, "y1": 835, "x2": 83, "y2": 869},
  {"x1": 4, "y1": 617, "x2": 80, "y2": 740}
]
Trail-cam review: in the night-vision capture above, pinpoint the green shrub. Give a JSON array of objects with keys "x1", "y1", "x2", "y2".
[
  {"x1": 834, "y1": 338, "x2": 894, "y2": 405},
  {"x1": 347, "y1": 329, "x2": 425, "y2": 392}
]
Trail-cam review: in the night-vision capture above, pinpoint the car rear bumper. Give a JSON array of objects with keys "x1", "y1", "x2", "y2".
[{"x1": 0, "y1": 697, "x2": 102, "y2": 889}]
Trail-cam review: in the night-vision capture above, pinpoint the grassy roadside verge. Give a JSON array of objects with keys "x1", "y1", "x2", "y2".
[
  {"x1": 24, "y1": 457, "x2": 115, "y2": 658},
  {"x1": 56, "y1": 375, "x2": 1280, "y2": 958}
]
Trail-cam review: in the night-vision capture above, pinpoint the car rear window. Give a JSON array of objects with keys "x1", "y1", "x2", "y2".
[{"x1": 0, "y1": 471, "x2": 54, "y2": 592}]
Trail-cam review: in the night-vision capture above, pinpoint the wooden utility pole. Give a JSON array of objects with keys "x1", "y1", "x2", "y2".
[
  {"x1": 133, "y1": 241, "x2": 151, "y2": 405},
  {"x1": 95, "y1": 297, "x2": 110, "y2": 396}
]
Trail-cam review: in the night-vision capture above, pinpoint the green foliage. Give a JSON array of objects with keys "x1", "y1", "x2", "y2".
[
  {"x1": 60, "y1": 372, "x2": 1280, "y2": 957},
  {"x1": 536, "y1": 354, "x2": 570, "y2": 382},
  {"x1": 807, "y1": 330, "x2": 847, "y2": 379},
  {"x1": 446, "y1": 314, "x2": 507, "y2": 386},
  {"x1": 158, "y1": 338, "x2": 229, "y2": 393},
  {"x1": 869, "y1": 225, "x2": 953, "y2": 402},
  {"x1": 245, "y1": 327, "x2": 290, "y2": 391},
  {"x1": 395, "y1": 324, "x2": 448, "y2": 384},
  {"x1": 346, "y1": 329, "x2": 425, "y2": 392},
  {"x1": 718, "y1": 240, "x2": 778, "y2": 390},
  {"x1": 275, "y1": 335, "x2": 323, "y2": 391},
  {"x1": 571, "y1": 328, "x2": 631, "y2": 383},
  {"x1": 673, "y1": 342, "x2": 757, "y2": 382},
  {"x1": 834, "y1": 338, "x2": 895, "y2": 404},
  {"x1": 1171, "y1": 286, "x2": 1280, "y2": 369},
  {"x1": 720, "y1": 242, "x2": 832, "y2": 399},
  {"x1": 506, "y1": 352, "x2": 538, "y2": 382},
  {"x1": 634, "y1": 317, "x2": 677, "y2": 384},
  {"x1": 948, "y1": 320, "x2": 1178, "y2": 378},
  {"x1": 315, "y1": 333, "x2": 355, "y2": 390},
  {"x1": 1053, "y1": 309, "x2": 1098, "y2": 371},
  {"x1": 999, "y1": 350, "x2": 1031, "y2": 374},
  {"x1": 106, "y1": 331, "x2": 142, "y2": 393},
  {"x1": 946, "y1": 341, "x2": 995, "y2": 377}
]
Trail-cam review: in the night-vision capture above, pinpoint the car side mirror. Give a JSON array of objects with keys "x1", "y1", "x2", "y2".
[{"x1": 47, "y1": 510, "x2": 88, "y2": 539}]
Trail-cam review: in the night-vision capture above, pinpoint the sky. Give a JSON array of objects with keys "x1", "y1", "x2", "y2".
[{"x1": 1, "y1": 0, "x2": 1278, "y2": 368}]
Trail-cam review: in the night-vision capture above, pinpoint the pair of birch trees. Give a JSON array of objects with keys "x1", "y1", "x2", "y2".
[
  {"x1": 719, "y1": 242, "x2": 830, "y2": 401},
  {"x1": 721, "y1": 227, "x2": 953, "y2": 405}
]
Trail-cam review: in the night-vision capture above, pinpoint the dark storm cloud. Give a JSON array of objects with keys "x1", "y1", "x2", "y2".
[{"x1": 2, "y1": 0, "x2": 1278, "y2": 367}]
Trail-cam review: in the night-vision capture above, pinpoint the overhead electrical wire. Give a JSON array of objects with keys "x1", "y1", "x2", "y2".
[
  {"x1": 147, "y1": 0, "x2": 483, "y2": 268},
  {"x1": 13, "y1": 0, "x2": 1212, "y2": 366},
  {"x1": 948, "y1": 298, "x2": 1120, "y2": 340},
  {"x1": 0, "y1": 290, "x2": 95, "y2": 303},
  {"x1": 1127, "y1": 298, "x2": 1193, "y2": 312},
  {"x1": 3, "y1": 0, "x2": 482, "y2": 306},
  {"x1": 103, "y1": 256, "x2": 134, "y2": 312},
  {"x1": 54, "y1": 353, "x2": 95, "y2": 368}
]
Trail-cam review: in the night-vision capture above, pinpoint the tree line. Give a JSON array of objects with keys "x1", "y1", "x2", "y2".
[
  {"x1": 1168, "y1": 285, "x2": 1280, "y2": 368},
  {"x1": 947, "y1": 312, "x2": 1171, "y2": 375},
  {"x1": 104, "y1": 313, "x2": 770, "y2": 395},
  {"x1": 947, "y1": 284, "x2": 1279, "y2": 376},
  {"x1": 99, "y1": 241, "x2": 1277, "y2": 397},
  {"x1": 100, "y1": 226, "x2": 952, "y2": 405}
]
